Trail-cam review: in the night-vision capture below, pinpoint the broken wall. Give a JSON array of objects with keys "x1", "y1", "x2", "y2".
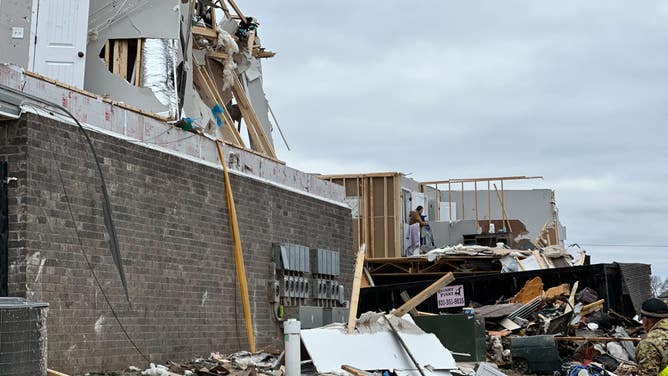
[
  {"x1": 85, "y1": 0, "x2": 181, "y2": 114},
  {"x1": 0, "y1": 113, "x2": 354, "y2": 374},
  {"x1": 0, "y1": 0, "x2": 35, "y2": 68},
  {"x1": 437, "y1": 189, "x2": 565, "y2": 245}
]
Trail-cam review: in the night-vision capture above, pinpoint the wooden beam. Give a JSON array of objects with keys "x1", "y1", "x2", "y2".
[
  {"x1": 555, "y1": 336, "x2": 641, "y2": 343},
  {"x1": 347, "y1": 245, "x2": 367, "y2": 333},
  {"x1": 393, "y1": 272, "x2": 455, "y2": 317},
  {"x1": 192, "y1": 65, "x2": 245, "y2": 147},
  {"x1": 232, "y1": 74, "x2": 277, "y2": 158},
  {"x1": 192, "y1": 25, "x2": 218, "y2": 39},
  {"x1": 226, "y1": 0, "x2": 248, "y2": 22},
  {"x1": 581, "y1": 299, "x2": 605, "y2": 316},
  {"x1": 215, "y1": 140, "x2": 255, "y2": 352},
  {"x1": 421, "y1": 176, "x2": 543, "y2": 185}
]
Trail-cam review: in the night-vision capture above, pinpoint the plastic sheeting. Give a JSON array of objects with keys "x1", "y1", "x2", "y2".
[{"x1": 142, "y1": 39, "x2": 178, "y2": 117}]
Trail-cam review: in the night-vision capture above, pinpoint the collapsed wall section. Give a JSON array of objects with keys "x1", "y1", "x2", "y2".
[{"x1": 1, "y1": 113, "x2": 353, "y2": 374}]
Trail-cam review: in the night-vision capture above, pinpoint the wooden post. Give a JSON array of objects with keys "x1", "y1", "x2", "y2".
[
  {"x1": 347, "y1": 245, "x2": 367, "y2": 333},
  {"x1": 393, "y1": 272, "x2": 454, "y2": 317},
  {"x1": 448, "y1": 182, "x2": 452, "y2": 222},
  {"x1": 370, "y1": 178, "x2": 375, "y2": 257},
  {"x1": 461, "y1": 182, "x2": 465, "y2": 220},
  {"x1": 474, "y1": 181, "x2": 479, "y2": 228},
  {"x1": 487, "y1": 180, "x2": 491, "y2": 230},
  {"x1": 215, "y1": 141, "x2": 255, "y2": 352},
  {"x1": 383, "y1": 176, "x2": 388, "y2": 258}
]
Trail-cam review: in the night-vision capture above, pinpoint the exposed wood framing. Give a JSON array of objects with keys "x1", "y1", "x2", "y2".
[
  {"x1": 226, "y1": 0, "x2": 248, "y2": 22},
  {"x1": 192, "y1": 26, "x2": 218, "y2": 39},
  {"x1": 112, "y1": 39, "x2": 128, "y2": 80},
  {"x1": 231, "y1": 75, "x2": 277, "y2": 158},
  {"x1": 192, "y1": 64, "x2": 245, "y2": 147}
]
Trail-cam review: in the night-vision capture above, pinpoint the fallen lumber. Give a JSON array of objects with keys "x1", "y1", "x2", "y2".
[
  {"x1": 382, "y1": 315, "x2": 426, "y2": 376},
  {"x1": 341, "y1": 364, "x2": 374, "y2": 376},
  {"x1": 580, "y1": 299, "x2": 605, "y2": 316},
  {"x1": 347, "y1": 245, "x2": 367, "y2": 333},
  {"x1": 393, "y1": 272, "x2": 454, "y2": 317},
  {"x1": 555, "y1": 336, "x2": 641, "y2": 343},
  {"x1": 47, "y1": 370, "x2": 70, "y2": 376},
  {"x1": 399, "y1": 291, "x2": 419, "y2": 316}
]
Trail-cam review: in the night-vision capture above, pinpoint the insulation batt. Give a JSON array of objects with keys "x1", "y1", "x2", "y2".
[
  {"x1": 215, "y1": 28, "x2": 239, "y2": 90},
  {"x1": 142, "y1": 39, "x2": 178, "y2": 116}
]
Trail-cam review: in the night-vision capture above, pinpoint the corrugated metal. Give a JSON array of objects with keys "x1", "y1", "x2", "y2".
[{"x1": 618, "y1": 263, "x2": 652, "y2": 314}]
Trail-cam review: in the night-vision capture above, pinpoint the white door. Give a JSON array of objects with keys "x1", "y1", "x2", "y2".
[{"x1": 32, "y1": 0, "x2": 90, "y2": 88}]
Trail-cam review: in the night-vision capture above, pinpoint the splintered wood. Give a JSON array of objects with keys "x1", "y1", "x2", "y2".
[{"x1": 510, "y1": 277, "x2": 544, "y2": 304}]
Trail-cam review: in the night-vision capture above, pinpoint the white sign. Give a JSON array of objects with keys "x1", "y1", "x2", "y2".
[{"x1": 437, "y1": 285, "x2": 465, "y2": 308}]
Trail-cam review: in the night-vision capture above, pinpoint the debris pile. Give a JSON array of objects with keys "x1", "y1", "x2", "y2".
[
  {"x1": 477, "y1": 277, "x2": 643, "y2": 375},
  {"x1": 86, "y1": 351, "x2": 284, "y2": 376}
]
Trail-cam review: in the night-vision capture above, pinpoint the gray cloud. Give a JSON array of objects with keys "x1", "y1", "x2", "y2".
[{"x1": 242, "y1": 0, "x2": 668, "y2": 276}]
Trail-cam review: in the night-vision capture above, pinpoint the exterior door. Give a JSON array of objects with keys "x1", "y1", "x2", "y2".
[{"x1": 32, "y1": 0, "x2": 90, "y2": 88}]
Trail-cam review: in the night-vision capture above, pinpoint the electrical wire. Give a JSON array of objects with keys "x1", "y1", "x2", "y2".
[
  {"x1": 0, "y1": 83, "x2": 130, "y2": 303},
  {"x1": 51, "y1": 147, "x2": 150, "y2": 363}
]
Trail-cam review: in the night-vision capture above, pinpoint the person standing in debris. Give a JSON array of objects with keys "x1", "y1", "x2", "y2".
[
  {"x1": 636, "y1": 298, "x2": 668, "y2": 376},
  {"x1": 415, "y1": 206, "x2": 435, "y2": 248},
  {"x1": 404, "y1": 210, "x2": 421, "y2": 256}
]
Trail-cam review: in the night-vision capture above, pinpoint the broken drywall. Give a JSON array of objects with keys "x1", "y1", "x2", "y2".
[
  {"x1": 84, "y1": 0, "x2": 181, "y2": 114},
  {"x1": 0, "y1": 0, "x2": 35, "y2": 69}
]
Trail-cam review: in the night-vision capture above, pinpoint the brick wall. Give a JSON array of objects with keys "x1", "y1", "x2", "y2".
[{"x1": 0, "y1": 113, "x2": 353, "y2": 374}]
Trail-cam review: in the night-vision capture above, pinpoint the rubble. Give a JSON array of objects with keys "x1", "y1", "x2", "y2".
[{"x1": 85, "y1": 351, "x2": 284, "y2": 376}]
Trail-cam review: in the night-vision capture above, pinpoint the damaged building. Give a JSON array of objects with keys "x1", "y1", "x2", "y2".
[
  {"x1": 0, "y1": 1, "x2": 658, "y2": 376},
  {"x1": 0, "y1": 0, "x2": 354, "y2": 374}
]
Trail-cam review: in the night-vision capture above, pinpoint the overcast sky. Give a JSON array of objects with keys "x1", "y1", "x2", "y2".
[{"x1": 241, "y1": 1, "x2": 668, "y2": 278}]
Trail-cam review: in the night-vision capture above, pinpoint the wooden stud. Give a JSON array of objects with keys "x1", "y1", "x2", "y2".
[
  {"x1": 394, "y1": 175, "x2": 401, "y2": 257},
  {"x1": 226, "y1": 0, "x2": 248, "y2": 22},
  {"x1": 383, "y1": 176, "x2": 388, "y2": 258},
  {"x1": 134, "y1": 38, "x2": 143, "y2": 86},
  {"x1": 193, "y1": 65, "x2": 245, "y2": 147},
  {"x1": 487, "y1": 181, "x2": 491, "y2": 230},
  {"x1": 393, "y1": 272, "x2": 455, "y2": 317},
  {"x1": 461, "y1": 182, "x2": 465, "y2": 220},
  {"x1": 474, "y1": 181, "x2": 479, "y2": 228},
  {"x1": 370, "y1": 178, "x2": 375, "y2": 257},
  {"x1": 232, "y1": 74, "x2": 277, "y2": 158},
  {"x1": 347, "y1": 245, "x2": 367, "y2": 333},
  {"x1": 448, "y1": 182, "x2": 452, "y2": 222},
  {"x1": 104, "y1": 40, "x2": 110, "y2": 69}
]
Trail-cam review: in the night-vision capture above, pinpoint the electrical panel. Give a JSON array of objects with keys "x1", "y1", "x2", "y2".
[
  {"x1": 274, "y1": 243, "x2": 310, "y2": 273},
  {"x1": 312, "y1": 248, "x2": 340, "y2": 276}
]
